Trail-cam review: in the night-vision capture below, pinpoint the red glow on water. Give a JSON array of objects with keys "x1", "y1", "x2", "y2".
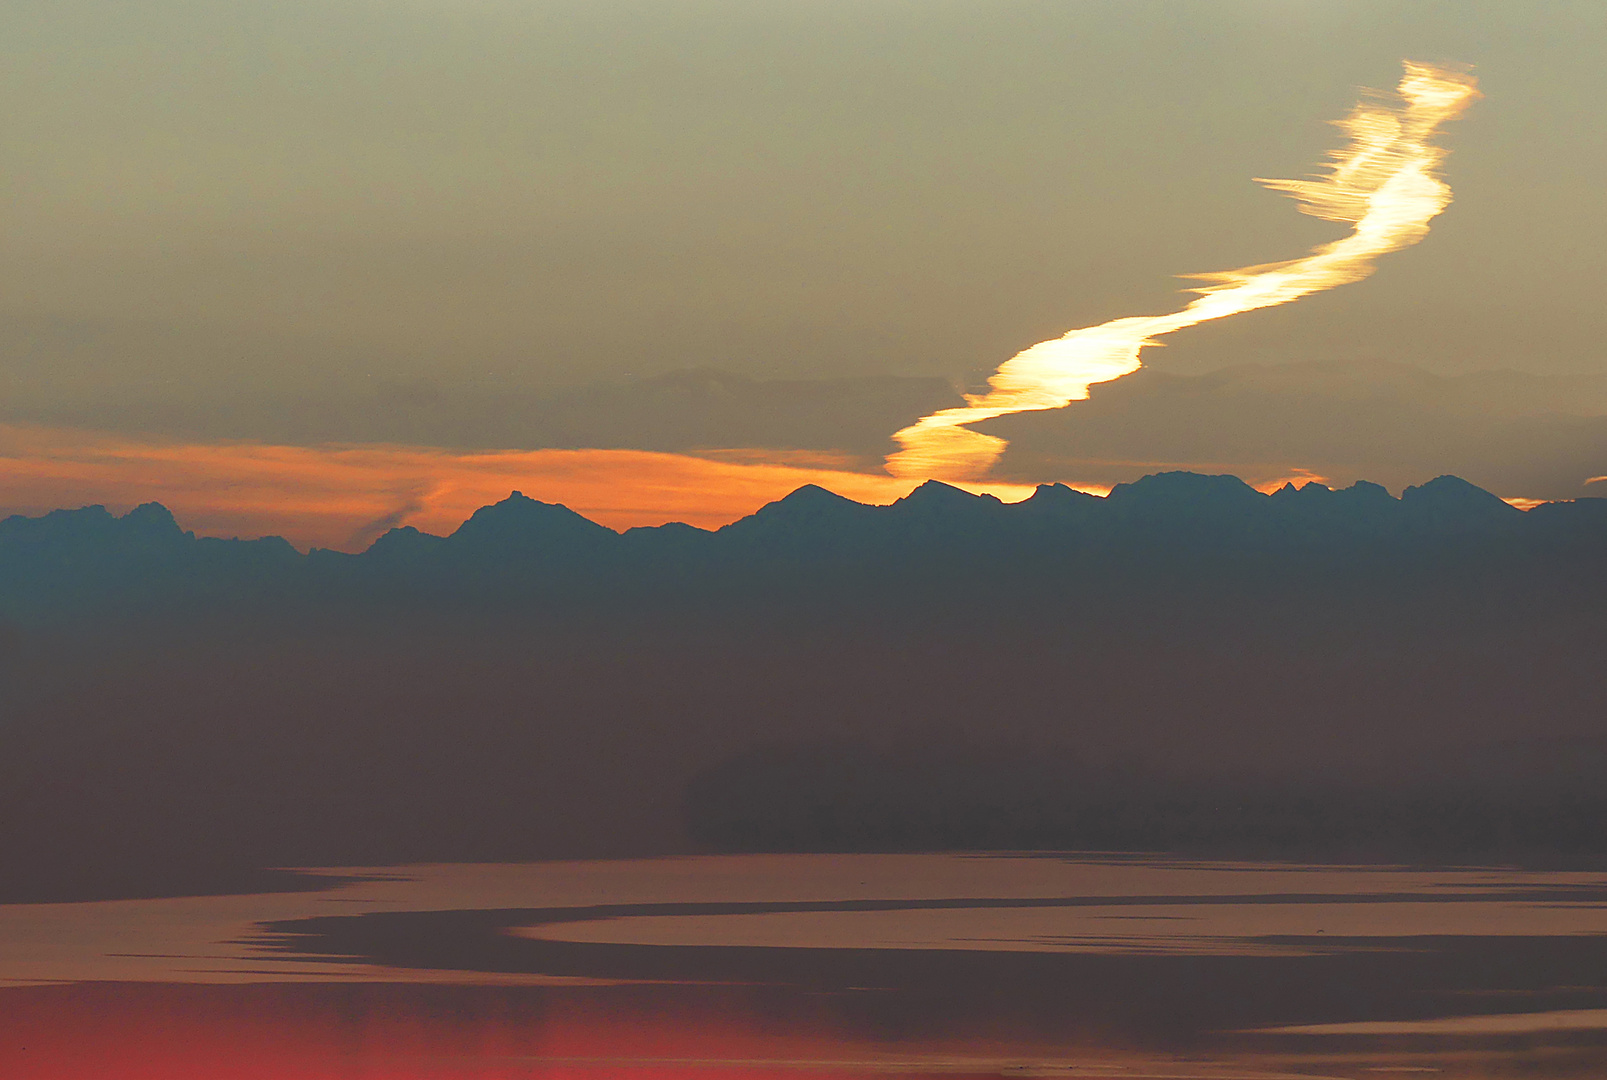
[{"x1": 0, "y1": 983, "x2": 958, "y2": 1080}]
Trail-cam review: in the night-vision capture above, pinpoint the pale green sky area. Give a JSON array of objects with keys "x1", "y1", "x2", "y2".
[{"x1": 1, "y1": 0, "x2": 1603, "y2": 433}]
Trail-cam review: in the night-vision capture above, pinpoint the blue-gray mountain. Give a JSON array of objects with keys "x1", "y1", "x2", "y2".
[
  {"x1": 3, "y1": 471, "x2": 1605, "y2": 620},
  {"x1": 2, "y1": 472, "x2": 1606, "y2": 902}
]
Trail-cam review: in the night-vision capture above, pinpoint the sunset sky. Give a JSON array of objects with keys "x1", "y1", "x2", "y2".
[{"x1": 2, "y1": 0, "x2": 1603, "y2": 546}]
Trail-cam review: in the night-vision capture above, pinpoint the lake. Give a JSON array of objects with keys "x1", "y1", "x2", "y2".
[{"x1": 4, "y1": 853, "x2": 1606, "y2": 1077}]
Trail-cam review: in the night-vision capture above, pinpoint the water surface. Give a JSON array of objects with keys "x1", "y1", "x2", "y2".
[{"x1": 4, "y1": 854, "x2": 1606, "y2": 1077}]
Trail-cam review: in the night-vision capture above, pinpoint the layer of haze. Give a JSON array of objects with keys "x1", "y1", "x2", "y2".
[{"x1": 2, "y1": 1, "x2": 1604, "y2": 520}]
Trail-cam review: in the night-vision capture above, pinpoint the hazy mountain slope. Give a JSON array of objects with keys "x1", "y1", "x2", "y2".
[{"x1": 2, "y1": 473, "x2": 1606, "y2": 900}]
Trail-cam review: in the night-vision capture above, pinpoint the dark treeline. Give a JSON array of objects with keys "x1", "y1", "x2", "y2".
[{"x1": 3, "y1": 472, "x2": 1606, "y2": 900}]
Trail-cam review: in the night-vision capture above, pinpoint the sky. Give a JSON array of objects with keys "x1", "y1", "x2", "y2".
[{"x1": 2, "y1": 0, "x2": 1604, "y2": 546}]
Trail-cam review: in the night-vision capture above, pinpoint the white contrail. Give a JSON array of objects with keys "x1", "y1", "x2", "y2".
[{"x1": 887, "y1": 62, "x2": 1480, "y2": 481}]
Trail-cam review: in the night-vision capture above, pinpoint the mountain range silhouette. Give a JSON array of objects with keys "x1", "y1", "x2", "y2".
[
  {"x1": 4, "y1": 472, "x2": 1605, "y2": 619},
  {"x1": 3, "y1": 471, "x2": 1606, "y2": 901}
]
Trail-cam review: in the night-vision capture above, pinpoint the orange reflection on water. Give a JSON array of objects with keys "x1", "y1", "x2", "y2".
[{"x1": 0, "y1": 425, "x2": 1045, "y2": 551}]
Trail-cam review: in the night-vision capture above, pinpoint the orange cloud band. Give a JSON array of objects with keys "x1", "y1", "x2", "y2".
[{"x1": 0, "y1": 425, "x2": 1049, "y2": 552}]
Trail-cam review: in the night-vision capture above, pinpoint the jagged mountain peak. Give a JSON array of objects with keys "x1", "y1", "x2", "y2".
[
  {"x1": 123, "y1": 502, "x2": 186, "y2": 536},
  {"x1": 891, "y1": 480, "x2": 1001, "y2": 512},
  {"x1": 1402, "y1": 474, "x2": 1522, "y2": 519},
  {"x1": 730, "y1": 483, "x2": 877, "y2": 532},
  {"x1": 1106, "y1": 471, "x2": 1265, "y2": 515},
  {"x1": 0, "y1": 502, "x2": 191, "y2": 546},
  {"x1": 363, "y1": 524, "x2": 446, "y2": 561},
  {"x1": 4, "y1": 472, "x2": 1599, "y2": 620},
  {"x1": 449, "y1": 490, "x2": 618, "y2": 548}
]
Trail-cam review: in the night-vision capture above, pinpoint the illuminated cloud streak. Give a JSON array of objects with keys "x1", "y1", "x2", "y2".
[{"x1": 888, "y1": 62, "x2": 1480, "y2": 480}]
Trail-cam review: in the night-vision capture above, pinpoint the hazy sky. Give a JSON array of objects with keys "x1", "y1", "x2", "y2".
[{"x1": 1, "y1": 1, "x2": 1604, "y2": 530}]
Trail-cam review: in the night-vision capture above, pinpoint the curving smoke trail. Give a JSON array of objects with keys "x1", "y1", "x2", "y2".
[{"x1": 887, "y1": 62, "x2": 1480, "y2": 481}]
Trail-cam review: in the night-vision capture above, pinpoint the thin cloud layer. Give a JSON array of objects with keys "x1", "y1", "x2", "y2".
[
  {"x1": 0, "y1": 426, "x2": 1039, "y2": 551},
  {"x1": 3, "y1": 358, "x2": 1603, "y2": 546}
]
